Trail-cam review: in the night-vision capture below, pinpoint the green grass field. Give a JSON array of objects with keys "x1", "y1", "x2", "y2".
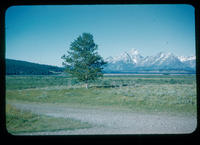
[{"x1": 6, "y1": 74, "x2": 197, "y2": 133}]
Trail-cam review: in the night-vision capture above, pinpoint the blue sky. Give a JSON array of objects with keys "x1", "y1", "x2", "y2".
[{"x1": 6, "y1": 4, "x2": 195, "y2": 66}]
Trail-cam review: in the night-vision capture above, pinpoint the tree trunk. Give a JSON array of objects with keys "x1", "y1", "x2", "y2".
[
  {"x1": 85, "y1": 83, "x2": 89, "y2": 89},
  {"x1": 85, "y1": 75, "x2": 89, "y2": 89}
]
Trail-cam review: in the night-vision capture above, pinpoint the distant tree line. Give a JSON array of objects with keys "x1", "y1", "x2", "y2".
[{"x1": 6, "y1": 59, "x2": 64, "y2": 75}]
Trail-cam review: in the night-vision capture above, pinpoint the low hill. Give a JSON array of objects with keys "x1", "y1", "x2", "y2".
[{"x1": 6, "y1": 59, "x2": 64, "y2": 75}]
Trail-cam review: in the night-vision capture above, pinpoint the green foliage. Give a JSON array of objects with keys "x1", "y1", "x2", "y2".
[{"x1": 62, "y1": 33, "x2": 107, "y2": 85}]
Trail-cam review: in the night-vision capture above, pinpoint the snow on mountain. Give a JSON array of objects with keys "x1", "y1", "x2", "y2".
[
  {"x1": 129, "y1": 49, "x2": 143, "y2": 64},
  {"x1": 105, "y1": 56, "x2": 114, "y2": 63},
  {"x1": 114, "y1": 52, "x2": 134, "y2": 64},
  {"x1": 151, "y1": 52, "x2": 177, "y2": 65},
  {"x1": 105, "y1": 51, "x2": 135, "y2": 71},
  {"x1": 179, "y1": 56, "x2": 195, "y2": 62},
  {"x1": 104, "y1": 49, "x2": 196, "y2": 73},
  {"x1": 178, "y1": 56, "x2": 196, "y2": 62},
  {"x1": 140, "y1": 52, "x2": 169, "y2": 67},
  {"x1": 178, "y1": 56, "x2": 196, "y2": 69}
]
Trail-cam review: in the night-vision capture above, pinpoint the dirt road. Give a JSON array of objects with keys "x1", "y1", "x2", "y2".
[{"x1": 10, "y1": 102, "x2": 197, "y2": 135}]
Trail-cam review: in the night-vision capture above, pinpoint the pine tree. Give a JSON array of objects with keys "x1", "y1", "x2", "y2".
[{"x1": 61, "y1": 33, "x2": 107, "y2": 88}]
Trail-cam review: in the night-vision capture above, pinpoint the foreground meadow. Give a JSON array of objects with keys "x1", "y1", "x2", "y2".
[{"x1": 6, "y1": 74, "x2": 197, "y2": 134}]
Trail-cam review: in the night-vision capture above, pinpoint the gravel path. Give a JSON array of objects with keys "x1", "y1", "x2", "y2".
[{"x1": 10, "y1": 102, "x2": 197, "y2": 135}]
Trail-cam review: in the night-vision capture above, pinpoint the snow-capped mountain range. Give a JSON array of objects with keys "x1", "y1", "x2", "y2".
[{"x1": 104, "y1": 49, "x2": 196, "y2": 73}]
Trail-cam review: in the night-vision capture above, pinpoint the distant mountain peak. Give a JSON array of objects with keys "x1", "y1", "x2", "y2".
[
  {"x1": 115, "y1": 52, "x2": 133, "y2": 63},
  {"x1": 104, "y1": 49, "x2": 196, "y2": 73},
  {"x1": 105, "y1": 56, "x2": 114, "y2": 62},
  {"x1": 178, "y1": 56, "x2": 196, "y2": 62},
  {"x1": 129, "y1": 48, "x2": 139, "y2": 55}
]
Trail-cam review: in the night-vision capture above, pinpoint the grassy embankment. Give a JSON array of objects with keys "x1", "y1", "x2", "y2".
[
  {"x1": 6, "y1": 74, "x2": 197, "y2": 133},
  {"x1": 6, "y1": 104, "x2": 92, "y2": 134}
]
